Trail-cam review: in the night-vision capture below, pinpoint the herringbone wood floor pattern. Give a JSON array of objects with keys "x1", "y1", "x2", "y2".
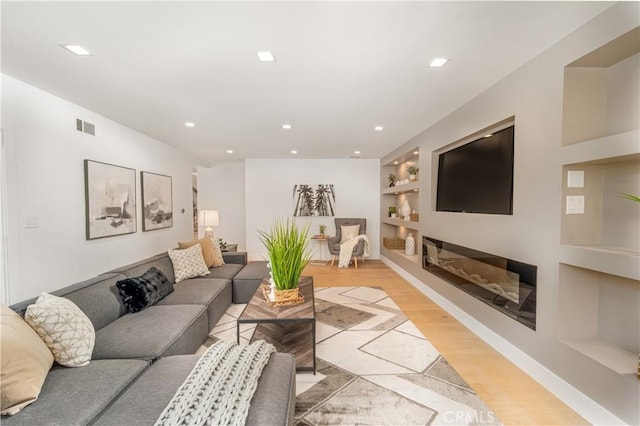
[{"x1": 304, "y1": 260, "x2": 588, "y2": 426}]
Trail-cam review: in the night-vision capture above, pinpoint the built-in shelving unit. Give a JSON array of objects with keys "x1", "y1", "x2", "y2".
[
  {"x1": 557, "y1": 27, "x2": 639, "y2": 378},
  {"x1": 380, "y1": 148, "x2": 420, "y2": 265}
]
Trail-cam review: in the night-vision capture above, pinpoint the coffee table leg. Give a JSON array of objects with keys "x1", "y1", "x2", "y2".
[{"x1": 237, "y1": 321, "x2": 241, "y2": 345}]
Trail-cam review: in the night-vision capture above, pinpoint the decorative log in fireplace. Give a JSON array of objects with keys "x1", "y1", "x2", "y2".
[{"x1": 423, "y1": 236, "x2": 537, "y2": 330}]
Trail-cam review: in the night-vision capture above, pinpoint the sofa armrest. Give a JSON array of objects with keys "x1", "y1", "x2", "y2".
[{"x1": 223, "y1": 251, "x2": 248, "y2": 265}]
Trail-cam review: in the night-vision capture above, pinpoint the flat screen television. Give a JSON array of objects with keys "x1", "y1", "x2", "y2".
[{"x1": 436, "y1": 125, "x2": 514, "y2": 215}]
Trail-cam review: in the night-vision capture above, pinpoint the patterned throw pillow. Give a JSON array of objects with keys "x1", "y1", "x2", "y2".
[
  {"x1": 1, "y1": 305, "x2": 54, "y2": 415},
  {"x1": 116, "y1": 267, "x2": 174, "y2": 313},
  {"x1": 340, "y1": 224, "x2": 361, "y2": 243},
  {"x1": 24, "y1": 293, "x2": 95, "y2": 368},
  {"x1": 211, "y1": 238, "x2": 225, "y2": 267},
  {"x1": 168, "y1": 243, "x2": 210, "y2": 283}
]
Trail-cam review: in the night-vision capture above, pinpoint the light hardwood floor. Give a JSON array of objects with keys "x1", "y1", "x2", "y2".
[{"x1": 304, "y1": 260, "x2": 588, "y2": 426}]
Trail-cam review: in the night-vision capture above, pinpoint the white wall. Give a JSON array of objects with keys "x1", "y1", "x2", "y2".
[
  {"x1": 3, "y1": 75, "x2": 196, "y2": 303},
  {"x1": 382, "y1": 3, "x2": 639, "y2": 424},
  {"x1": 196, "y1": 162, "x2": 246, "y2": 250},
  {"x1": 245, "y1": 159, "x2": 379, "y2": 261}
]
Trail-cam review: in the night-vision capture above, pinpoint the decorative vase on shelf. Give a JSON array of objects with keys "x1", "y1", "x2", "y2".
[
  {"x1": 401, "y1": 200, "x2": 411, "y2": 219},
  {"x1": 405, "y1": 233, "x2": 415, "y2": 256}
]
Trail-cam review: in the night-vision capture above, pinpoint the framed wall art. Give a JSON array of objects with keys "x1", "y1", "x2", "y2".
[
  {"x1": 84, "y1": 160, "x2": 137, "y2": 240},
  {"x1": 141, "y1": 171, "x2": 173, "y2": 231},
  {"x1": 293, "y1": 184, "x2": 335, "y2": 216}
]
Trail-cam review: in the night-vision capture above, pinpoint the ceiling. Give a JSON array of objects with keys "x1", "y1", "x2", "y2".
[{"x1": 2, "y1": 1, "x2": 614, "y2": 166}]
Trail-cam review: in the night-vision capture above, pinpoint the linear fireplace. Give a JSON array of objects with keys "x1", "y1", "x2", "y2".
[{"x1": 422, "y1": 236, "x2": 537, "y2": 329}]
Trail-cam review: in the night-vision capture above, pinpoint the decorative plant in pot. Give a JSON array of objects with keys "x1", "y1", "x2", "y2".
[
  {"x1": 319, "y1": 224, "x2": 327, "y2": 236},
  {"x1": 258, "y1": 218, "x2": 312, "y2": 305},
  {"x1": 388, "y1": 173, "x2": 397, "y2": 187},
  {"x1": 407, "y1": 166, "x2": 419, "y2": 182}
]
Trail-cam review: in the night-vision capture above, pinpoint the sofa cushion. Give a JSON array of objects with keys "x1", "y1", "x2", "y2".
[
  {"x1": 168, "y1": 245, "x2": 210, "y2": 283},
  {"x1": 157, "y1": 278, "x2": 232, "y2": 330},
  {"x1": 92, "y1": 353, "x2": 295, "y2": 426},
  {"x1": 25, "y1": 293, "x2": 95, "y2": 368},
  {"x1": 92, "y1": 305, "x2": 207, "y2": 360},
  {"x1": 205, "y1": 263, "x2": 244, "y2": 281},
  {"x1": 10, "y1": 273, "x2": 128, "y2": 333},
  {"x1": 1, "y1": 359, "x2": 149, "y2": 426},
  {"x1": 116, "y1": 267, "x2": 174, "y2": 313},
  {"x1": 108, "y1": 253, "x2": 177, "y2": 284},
  {"x1": 232, "y1": 261, "x2": 270, "y2": 304},
  {"x1": 0, "y1": 305, "x2": 54, "y2": 416}
]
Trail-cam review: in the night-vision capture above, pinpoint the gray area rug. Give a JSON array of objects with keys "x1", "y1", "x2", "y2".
[{"x1": 204, "y1": 286, "x2": 501, "y2": 426}]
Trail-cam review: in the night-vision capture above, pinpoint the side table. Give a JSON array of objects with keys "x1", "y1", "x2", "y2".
[{"x1": 309, "y1": 236, "x2": 329, "y2": 265}]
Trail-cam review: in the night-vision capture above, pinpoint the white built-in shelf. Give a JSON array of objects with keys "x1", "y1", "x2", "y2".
[
  {"x1": 559, "y1": 245, "x2": 640, "y2": 281},
  {"x1": 561, "y1": 129, "x2": 640, "y2": 165},
  {"x1": 382, "y1": 247, "x2": 421, "y2": 265},
  {"x1": 381, "y1": 181, "x2": 420, "y2": 195},
  {"x1": 561, "y1": 338, "x2": 638, "y2": 376},
  {"x1": 382, "y1": 218, "x2": 420, "y2": 230}
]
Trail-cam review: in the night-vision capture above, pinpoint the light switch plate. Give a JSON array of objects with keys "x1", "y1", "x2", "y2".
[
  {"x1": 566, "y1": 195, "x2": 585, "y2": 214},
  {"x1": 567, "y1": 170, "x2": 584, "y2": 188}
]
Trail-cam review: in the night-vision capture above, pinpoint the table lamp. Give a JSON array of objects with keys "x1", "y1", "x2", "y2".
[{"x1": 199, "y1": 210, "x2": 219, "y2": 238}]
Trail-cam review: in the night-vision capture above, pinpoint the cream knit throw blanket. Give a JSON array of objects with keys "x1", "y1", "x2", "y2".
[
  {"x1": 338, "y1": 234, "x2": 370, "y2": 268},
  {"x1": 155, "y1": 340, "x2": 275, "y2": 426}
]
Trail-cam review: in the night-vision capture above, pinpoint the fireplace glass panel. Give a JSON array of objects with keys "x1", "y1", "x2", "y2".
[{"x1": 423, "y1": 236, "x2": 537, "y2": 329}]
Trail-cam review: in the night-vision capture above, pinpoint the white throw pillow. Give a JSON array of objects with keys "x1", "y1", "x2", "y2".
[
  {"x1": 25, "y1": 293, "x2": 95, "y2": 368},
  {"x1": 168, "y1": 243, "x2": 210, "y2": 283},
  {"x1": 340, "y1": 224, "x2": 361, "y2": 243}
]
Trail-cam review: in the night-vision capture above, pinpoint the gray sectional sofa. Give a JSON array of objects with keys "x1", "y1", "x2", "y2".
[{"x1": 5, "y1": 252, "x2": 293, "y2": 426}]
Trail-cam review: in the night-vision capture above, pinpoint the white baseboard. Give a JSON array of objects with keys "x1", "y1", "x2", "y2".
[{"x1": 381, "y1": 256, "x2": 626, "y2": 426}]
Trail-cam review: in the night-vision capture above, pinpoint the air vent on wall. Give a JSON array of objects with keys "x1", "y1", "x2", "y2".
[{"x1": 76, "y1": 118, "x2": 96, "y2": 136}]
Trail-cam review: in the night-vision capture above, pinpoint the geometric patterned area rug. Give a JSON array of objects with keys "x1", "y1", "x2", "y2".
[{"x1": 205, "y1": 286, "x2": 501, "y2": 426}]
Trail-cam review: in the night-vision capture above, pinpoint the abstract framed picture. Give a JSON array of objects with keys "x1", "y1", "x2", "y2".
[
  {"x1": 293, "y1": 184, "x2": 335, "y2": 216},
  {"x1": 141, "y1": 171, "x2": 173, "y2": 231},
  {"x1": 84, "y1": 160, "x2": 137, "y2": 240}
]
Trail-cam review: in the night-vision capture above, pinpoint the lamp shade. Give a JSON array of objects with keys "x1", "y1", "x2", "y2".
[{"x1": 199, "y1": 210, "x2": 219, "y2": 227}]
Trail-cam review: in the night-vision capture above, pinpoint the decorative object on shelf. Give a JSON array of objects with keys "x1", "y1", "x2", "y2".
[
  {"x1": 401, "y1": 199, "x2": 411, "y2": 220},
  {"x1": 293, "y1": 184, "x2": 335, "y2": 216},
  {"x1": 383, "y1": 237, "x2": 405, "y2": 250},
  {"x1": 319, "y1": 224, "x2": 327, "y2": 236},
  {"x1": 141, "y1": 171, "x2": 173, "y2": 231},
  {"x1": 199, "y1": 210, "x2": 219, "y2": 238},
  {"x1": 388, "y1": 206, "x2": 397, "y2": 218},
  {"x1": 258, "y1": 218, "x2": 311, "y2": 305},
  {"x1": 407, "y1": 166, "x2": 419, "y2": 182},
  {"x1": 410, "y1": 211, "x2": 419, "y2": 222},
  {"x1": 84, "y1": 159, "x2": 136, "y2": 240},
  {"x1": 405, "y1": 233, "x2": 415, "y2": 256},
  {"x1": 388, "y1": 173, "x2": 397, "y2": 187}
]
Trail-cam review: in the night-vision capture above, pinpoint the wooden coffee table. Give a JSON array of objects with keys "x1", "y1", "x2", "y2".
[{"x1": 237, "y1": 276, "x2": 316, "y2": 373}]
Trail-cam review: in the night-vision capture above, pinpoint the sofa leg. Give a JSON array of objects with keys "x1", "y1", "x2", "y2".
[{"x1": 331, "y1": 255, "x2": 335, "y2": 266}]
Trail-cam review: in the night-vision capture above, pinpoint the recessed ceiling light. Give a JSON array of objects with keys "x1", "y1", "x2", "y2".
[
  {"x1": 354, "y1": 150, "x2": 361, "y2": 155},
  {"x1": 429, "y1": 58, "x2": 449, "y2": 68},
  {"x1": 185, "y1": 122, "x2": 195, "y2": 127},
  {"x1": 290, "y1": 150, "x2": 298, "y2": 154},
  {"x1": 282, "y1": 124, "x2": 292, "y2": 129},
  {"x1": 374, "y1": 126, "x2": 384, "y2": 131},
  {"x1": 413, "y1": 151, "x2": 419, "y2": 155},
  {"x1": 226, "y1": 149, "x2": 234, "y2": 154},
  {"x1": 257, "y1": 51, "x2": 276, "y2": 62},
  {"x1": 484, "y1": 134, "x2": 493, "y2": 138},
  {"x1": 61, "y1": 44, "x2": 93, "y2": 56},
  {"x1": 393, "y1": 161, "x2": 399, "y2": 165}
]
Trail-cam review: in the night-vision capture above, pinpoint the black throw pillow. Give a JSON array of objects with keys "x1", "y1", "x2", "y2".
[{"x1": 116, "y1": 267, "x2": 174, "y2": 313}]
